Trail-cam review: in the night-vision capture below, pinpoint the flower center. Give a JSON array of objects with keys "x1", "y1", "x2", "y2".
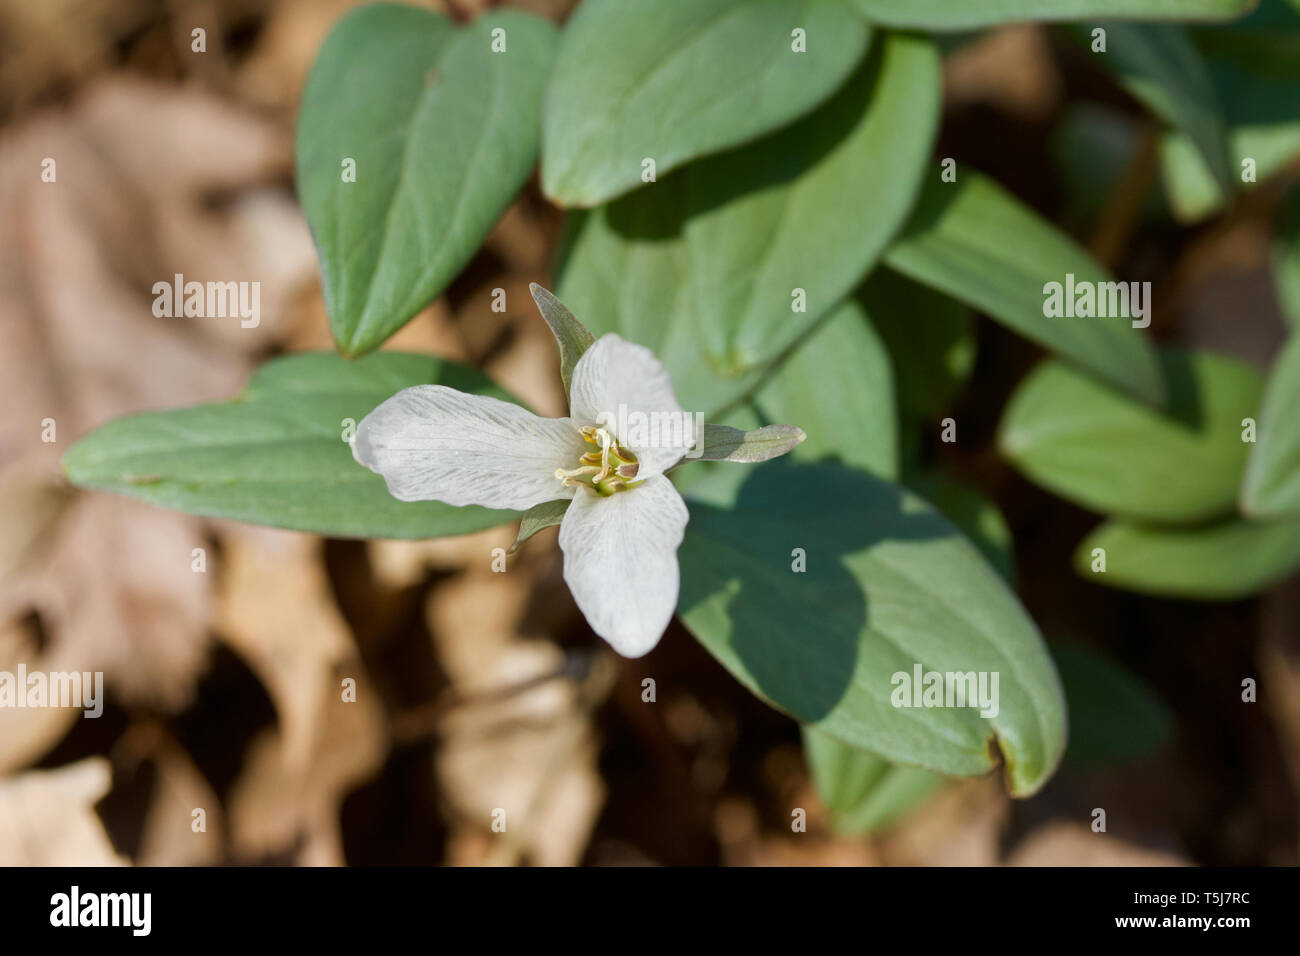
[{"x1": 555, "y1": 426, "x2": 642, "y2": 496}]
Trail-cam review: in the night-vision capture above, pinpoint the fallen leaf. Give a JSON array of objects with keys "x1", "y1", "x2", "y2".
[
  {"x1": 214, "y1": 524, "x2": 354, "y2": 774},
  {"x1": 127, "y1": 725, "x2": 224, "y2": 866},
  {"x1": 34, "y1": 495, "x2": 211, "y2": 709},
  {"x1": 1006, "y1": 821, "x2": 1189, "y2": 866},
  {"x1": 0, "y1": 757, "x2": 126, "y2": 865},
  {"x1": 226, "y1": 671, "x2": 386, "y2": 865},
  {"x1": 0, "y1": 616, "x2": 82, "y2": 775},
  {"x1": 427, "y1": 559, "x2": 606, "y2": 865},
  {"x1": 876, "y1": 776, "x2": 1007, "y2": 866}
]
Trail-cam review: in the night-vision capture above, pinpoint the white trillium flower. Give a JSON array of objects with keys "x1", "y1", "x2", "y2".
[
  {"x1": 350, "y1": 286, "x2": 805, "y2": 659},
  {"x1": 351, "y1": 333, "x2": 696, "y2": 657}
]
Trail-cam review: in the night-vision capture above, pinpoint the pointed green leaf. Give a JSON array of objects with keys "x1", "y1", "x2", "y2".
[
  {"x1": 680, "y1": 462, "x2": 1066, "y2": 796},
  {"x1": 1077, "y1": 515, "x2": 1300, "y2": 600},
  {"x1": 1158, "y1": 11, "x2": 1300, "y2": 222},
  {"x1": 1161, "y1": 125, "x2": 1300, "y2": 223},
  {"x1": 509, "y1": 498, "x2": 570, "y2": 554},
  {"x1": 861, "y1": 268, "x2": 975, "y2": 422},
  {"x1": 528, "y1": 284, "x2": 594, "y2": 399},
  {"x1": 541, "y1": 0, "x2": 872, "y2": 207},
  {"x1": 904, "y1": 471, "x2": 1015, "y2": 582},
  {"x1": 556, "y1": 31, "x2": 940, "y2": 417},
  {"x1": 884, "y1": 171, "x2": 1164, "y2": 405},
  {"x1": 62, "y1": 352, "x2": 520, "y2": 539},
  {"x1": 1000, "y1": 349, "x2": 1262, "y2": 524},
  {"x1": 1243, "y1": 335, "x2": 1300, "y2": 517},
  {"x1": 1076, "y1": 22, "x2": 1232, "y2": 193},
  {"x1": 847, "y1": 0, "x2": 1255, "y2": 31},
  {"x1": 753, "y1": 300, "x2": 897, "y2": 478},
  {"x1": 697, "y1": 424, "x2": 807, "y2": 464},
  {"x1": 296, "y1": 6, "x2": 557, "y2": 355},
  {"x1": 1273, "y1": 186, "x2": 1300, "y2": 329}
]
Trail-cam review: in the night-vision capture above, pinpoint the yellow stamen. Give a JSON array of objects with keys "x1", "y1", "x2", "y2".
[
  {"x1": 555, "y1": 464, "x2": 600, "y2": 488},
  {"x1": 558, "y1": 428, "x2": 641, "y2": 495}
]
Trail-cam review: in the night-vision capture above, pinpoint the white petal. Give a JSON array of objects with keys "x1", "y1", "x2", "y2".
[
  {"x1": 558, "y1": 474, "x2": 689, "y2": 657},
  {"x1": 568, "y1": 334, "x2": 696, "y2": 480},
  {"x1": 352, "y1": 385, "x2": 585, "y2": 510}
]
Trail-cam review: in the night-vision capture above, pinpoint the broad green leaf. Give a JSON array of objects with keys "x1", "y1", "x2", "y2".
[
  {"x1": 1000, "y1": 349, "x2": 1263, "y2": 524},
  {"x1": 528, "y1": 283, "x2": 594, "y2": 398},
  {"x1": 1195, "y1": 0, "x2": 1300, "y2": 57},
  {"x1": 556, "y1": 31, "x2": 940, "y2": 418},
  {"x1": 848, "y1": 0, "x2": 1255, "y2": 30},
  {"x1": 1273, "y1": 186, "x2": 1300, "y2": 328},
  {"x1": 1161, "y1": 126, "x2": 1300, "y2": 224},
  {"x1": 753, "y1": 300, "x2": 898, "y2": 479},
  {"x1": 884, "y1": 171, "x2": 1164, "y2": 405},
  {"x1": 671, "y1": 299, "x2": 892, "y2": 494},
  {"x1": 697, "y1": 424, "x2": 807, "y2": 463},
  {"x1": 681, "y1": 34, "x2": 936, "y2": 399},
  {"x1": 1077, "y1": 515, "x2": 1300, "y2": 599},
  {"x1": 1162, "y1": 126, "x2": 1300, "y2": 223},
  {"x1": 1078, "y1": 23, "x2": 1232, "y2": 193},
  {"x1": 832, "y1": 760, "x2": 943, "y2": 834},
  {"x1": 509, "y1": 498, "x2": 569, "y2": 554},
  {"x1": 296, "y1": 6, "x2": 557, "y2": 355},
  {"x1": 860, "y1": 268, "x2": 975, "y2": 422},
  {"x1": 679, "y1": 462, "x2": 1066, "y2": 796},
  {"x1": 1159, "y1": 12, "x2": 1300, "y2": 221},
  {"x1": 806, "y1": 482, "x2": 1006, "y2": 828},
  {"x1": 904, "y1": 472, "x2": 1015, "y2": 582},
  {"x1": 1051, "y1": 643, "x2": 1173, "y2": 768},
  {"x1": 540, "y1": 0, "x2": 872, "y2": 207},
  {"x1": 62, "y1": 352, "x2": 520, "y2": 539},
  {"x1": 1242, "y1": 336, "x2": 1300, "y2": 516},
  {"x1": 802, "y1": 727, "x2": 943, "y2": 835}
]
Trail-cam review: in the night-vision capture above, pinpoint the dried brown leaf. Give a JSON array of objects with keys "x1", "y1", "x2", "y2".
[
  {"x1": 1006, "y1": 822, "x2": 1189, "y2": 866},
  {"x1": 0, "y1": 757, "x2": 126, "y2": 866}
]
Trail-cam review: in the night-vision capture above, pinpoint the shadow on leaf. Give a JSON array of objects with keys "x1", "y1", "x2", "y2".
[{"x1": 678, "y1": 459, "x2": 953, "y2": 723}]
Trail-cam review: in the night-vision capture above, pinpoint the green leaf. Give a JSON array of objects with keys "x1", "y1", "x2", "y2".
[
  {"x1": 753, "y1": 300, "x2": 898, "y2": 479},
  {"x1": 1243, "y1": 335, "x2": 1300, "y2": 517},
  {"x1": 296, "y1": 6, "x2": 557, "y2": 355},
  {"x1": 860, "y1": 268, "x2": 975, "y2": 422},
  {"x1": 62, "y1": 352, "x2": 520, "y2": 539},
  {"x1": 697, "y1": 424, "x2": 807, "y2": 463},
  {"x1": 1078, "y1": 22, "x2": 1232, "y2": 193},
  {"x1": 1161, "y1": 125, "x2": 1300, "y2": 223},
  {"x1": 528, "y1": 284, "x2": 594, "y2": 399},
  {"x1": 540, "y1": 0, "x2": 872, "y2": 207},
  {"x1": 1158, "y1": 14, "x2": 1300, "y2": 222},
  {"x1": 884, "y1": 171, "x2": 1164, "y2": 405},
  {"x1": 1077, "y1": 515, "x2": 1300, "y2": 600},
  {"x1": 904, "y1": 472, "x2": 1015, "y2": 582},
  {"x1": 509, "y1": 498, "x2": 569, "y2": 554},
  {"x1": 802, "y1": 727, "x2": 943, "y2": 835},
  {"x1": 1273, "y1": 186, "x2": 1300, "y2": 329},
  {"x1": 847, "y1": 0, "x2": 1255, "y2": 31},
  {"x1": 556, "y1": 31, "x2": 940, "y2": 417},
  {"x1": 1051, "y1": 643, "x2": 1174, "y2": 768},
  {"x1": 1000, "y1": 349, "x2": 1263, "y2": 524},
  {"x1": 1193, "y1": 0, "x2": 1300, "y2": 59},
  {"x1": 679, "y1": 462, "x2": 1066, "y2": 796}
]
